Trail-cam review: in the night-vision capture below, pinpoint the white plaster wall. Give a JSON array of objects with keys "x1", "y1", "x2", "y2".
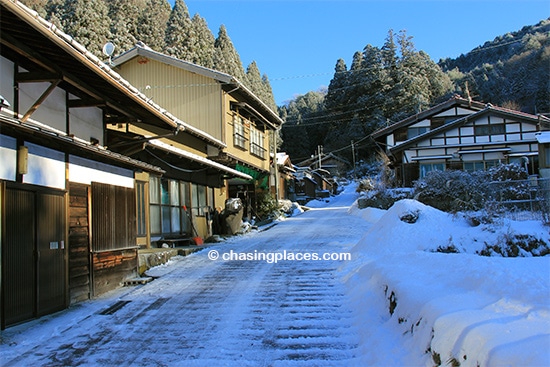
[
  {"x1": 23, "y1": 142, "x2": 66, "y2": 189},
  {"x1": 0, "y1": 56, "x2": 14, "y2": 106},
  {"x1": 19, "y1": 82, "x2": 66, "y2": 132},
  {"x1": 0, "y1": 134, "x2": 17, "y2": 181},
  {"x1": 69, "y1": 105, "x2": 104, "y2": 145},
  {"x1": 69, "y1": 155, "x2": 134, "y2": 188}
]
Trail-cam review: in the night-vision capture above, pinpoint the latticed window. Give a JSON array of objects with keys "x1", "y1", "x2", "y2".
[
  {"x1": 91, "y1": 182, "x2": 136, "y2": 251},
  {"x1": 149, "y1": 177, "x2": 190, "y2": 236},
  {"x1": 234, "y1": 116, "x2": 246, "y2": 149},
  {"x1": 250, "y1": 127, "x2": 266, "y2": 159}
]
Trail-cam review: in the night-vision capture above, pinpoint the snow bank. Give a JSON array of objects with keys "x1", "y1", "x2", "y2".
[{"x1": 345, "y1": 199, "x2": 550, "y2": 366}]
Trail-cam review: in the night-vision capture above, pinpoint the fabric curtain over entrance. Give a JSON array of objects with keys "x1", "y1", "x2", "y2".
[{"x1": 235, "y1": 164, "x2": 268, "y2": 190}]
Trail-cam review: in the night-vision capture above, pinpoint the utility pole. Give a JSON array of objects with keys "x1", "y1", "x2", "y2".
[
  {"x1": 351, "y1": 140, "x2": 356, "y2": 179},
  {"x1": 317, "y1": 145, "x2": 323, "y2": 170}
]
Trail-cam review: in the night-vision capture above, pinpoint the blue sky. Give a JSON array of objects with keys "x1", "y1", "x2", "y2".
[{"x1": 172, "y1": 0, "x2": 549, "y2": 105}]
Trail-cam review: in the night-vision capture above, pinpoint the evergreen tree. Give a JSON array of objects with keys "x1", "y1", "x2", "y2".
[
  {"x1": 164, "y1": 0, "x2": 195, "y2": 61},
  {"x1": 59, "y1": 0, "x2": 111, "y2": 56},
  {"x1": 361, "y1": 44, "x2": 387, "y2": 124},
  {"x1": 213, "y1": 25, "x2": 246, "y2": 81},
  {"x1": 324, "y1": 58, "x2": 349, "y2": 111},
  {"x1": 44, "y1": 0, "x2": 65, "y2": 28},
  {"x1": 261, "y1": 74, "x2": 278, "y2": 112},
  {"x1": 280, "y1": 91, "x2": 327, "y2": 160},
  {"x1": 108, "y1": 0, "x2": 144, "y2": 54},
  {"x1": 138, "y1": 0, "x2": 171, "y2": 51},
  {"x1": 245, "y1": 61, "x2": 265, "y2": 98},
  {"x1": 191, "y1": 14, "x2": 215, "y2": 69}
]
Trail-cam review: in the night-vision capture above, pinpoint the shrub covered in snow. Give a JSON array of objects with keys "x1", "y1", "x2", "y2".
[
  {"x1": 414, "y1": 169, "x2": 486, "y2": 212},
  {"x1": 357, "y1": 188, "x2": 414, "y2": 209},
  {"x1": 414, "y1": 163, "x2": 534, "y2": 213}
]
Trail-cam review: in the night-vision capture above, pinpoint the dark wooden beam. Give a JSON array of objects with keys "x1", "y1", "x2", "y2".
[
  {"x1": 16, "y1": 71, "x2": 62, "y2": 83},
  {"x1": 68, "y1": 98, "x2": 106, "y2": 108},
  {"x1": 21, "y1": 79, "x2": 61, "y2": 122}
]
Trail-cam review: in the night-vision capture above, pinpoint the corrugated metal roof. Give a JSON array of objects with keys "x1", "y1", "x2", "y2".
[{"x1": 147, "y1": 139, "x2": 252, "y2": 180}]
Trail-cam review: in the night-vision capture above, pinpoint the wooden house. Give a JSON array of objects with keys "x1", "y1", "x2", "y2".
[
  {"x1": 275, "y1": 152, "x2": 296, "y2": 200},
  {"x1": 296, "y1": 152, "x2": 350, "y2": 176},
  {"x1": 111, "y1": 44, "x2": 283, "y2": 223},
  {"x1": 0, "y1": 1, "x2": 250, "y2": 327},
  {"x1": 371, "y1": 96, "x2": 550, "y2": 186}
]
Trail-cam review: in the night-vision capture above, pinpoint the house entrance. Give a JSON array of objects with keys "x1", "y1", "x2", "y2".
[{"x1": 1, "y1": 182, "x2": 67, "y2": 329}]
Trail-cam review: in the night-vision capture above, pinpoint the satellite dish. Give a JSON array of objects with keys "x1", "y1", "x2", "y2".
[{"x1": 102, "y1": 42, "x2": 115, "y2": 57}]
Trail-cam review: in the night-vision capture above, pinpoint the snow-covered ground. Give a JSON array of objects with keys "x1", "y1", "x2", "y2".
[
  {"x1": 344, "y1": 194, "x2": 550, "y2": 366},
  {"x1": 1, "y1": 183, "x2": 548, "y2": 366}
]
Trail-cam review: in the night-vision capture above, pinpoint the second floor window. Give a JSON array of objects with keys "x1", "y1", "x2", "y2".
[
  {"x1": 234, "y1": 116, "x2": 246, "y2": 149},
  {"x1": 474, "y1": 124, "x2": 505, "y2": 136},
  {"x1": 250, "y1": 128, "x2": 266, "y2": 159}
]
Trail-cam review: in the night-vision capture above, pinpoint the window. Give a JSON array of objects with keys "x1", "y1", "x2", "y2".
[
  {"x1": 191, "y1": 183, "x2": 207, "y2": 217},
  {"x1": 464, "y1": 160, "x2": 500, "y2": 172},
  {"x1": 250, "y1": 127, "x2": 266, "y2": 159},
  {"x1": 394, "y1": 128, "x2": 408, "y2": 142},
  {"x1": 474, "y1": 124, "x2": 505, "y2": 136},
  {"x1": 234, "y1": 116, "x2": 246, "y2": 149},
  {"x1": 149, "y1": 177, "x2": 191, "y2": 236},
  {"x1": 430, "y1": 117, "x2": 445, "y2": 129},
  {"x1": 419, "y1": 163, "x2": 445, "y2": 178},
  {"x1": 136, "y1": 181, "x2": 147, "y2": 237},
  {"x1": 407, "y1": 126, "x2": 430, "y2": 139}
]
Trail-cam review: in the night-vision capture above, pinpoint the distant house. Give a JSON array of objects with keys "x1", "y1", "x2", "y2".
[
  {"x1": 275, "y1": 152, "x2": 296, "y2": 200},
  {"x1": 370, "y1": 95, "x2": 550, "y2": 186},
  {"x1": 111, "y1": 45, "x2": 283, "y2": 223},
  {"x1": 293, "y1": 167, "x2": 317, "y2": 203},
  {"x1": 296, "y1": 152, "x2": 350, "y2": 176}
]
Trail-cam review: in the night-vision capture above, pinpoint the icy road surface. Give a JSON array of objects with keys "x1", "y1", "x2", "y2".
[{"x1": 1, "y1": 188, "x2": 370, "y2": 366}]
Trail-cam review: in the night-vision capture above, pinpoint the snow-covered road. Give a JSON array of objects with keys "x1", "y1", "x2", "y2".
[{"x1": 1, "y1": 187, "x2": 370, "y2": 366}]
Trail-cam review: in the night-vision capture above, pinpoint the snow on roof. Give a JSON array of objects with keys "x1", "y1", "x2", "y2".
[{"x1": 535, "y1": 131, "x2": 550, "y2": 144}]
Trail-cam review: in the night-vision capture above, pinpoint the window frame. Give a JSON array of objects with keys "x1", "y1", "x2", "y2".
[
  {"x1": 149, "y1": 177, "x2": 191, "y2": 237},
  {"x1": 474, "y1": 124, "x2": 505, "y2": 136},
  {"x1": 233, "y1": 115, "x2": 247, "y2": 149},
  {"x1": 250, "y1": 127, "x2": 266, "y2": 159}
]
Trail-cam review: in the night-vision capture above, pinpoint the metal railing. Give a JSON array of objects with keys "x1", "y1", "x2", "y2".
[{"x1": 484, "y1": 177, "x2": 550, "y2": 222}]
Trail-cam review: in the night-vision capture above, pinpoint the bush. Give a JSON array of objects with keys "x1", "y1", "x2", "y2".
[
  {"x1": 413, "y1": 163, "x2": 530, "y2": 213},
  {"x1": 413, "y1": 169, "x2": 486, "y2": 212},
  {"x1": 357, "y1": 188, "x2": 414, "y2": 209},
  {"x1": 478, "y1": 233, "x2": 550, "y2": 257},
  {"x1": 255, "y1": 191, "x2": 279, "y2": 220}
]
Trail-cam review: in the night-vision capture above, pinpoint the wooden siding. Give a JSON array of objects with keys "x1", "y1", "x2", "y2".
[
  {"x1": 68, "y1": 182, "x2": 91, "y2": 304},
  {"x1": 411, "y1": 116, "x2": 537, "y2": 149},
  {"x1": 91, "y1": 182, "x2": 136, "y2": 252},
  {"x1": 118, "y1": 59, "x2": 223, "y2": 141},
  {"x1": 92, "y1": 249, "x2": 138, "y2": 296}
]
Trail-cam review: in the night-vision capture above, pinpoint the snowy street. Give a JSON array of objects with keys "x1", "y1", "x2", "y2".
[
  {"x1": 2, "y1": 184, "x2": 549, "y2": 366},
  {"x1": 0, "y1": 188, "x2": 369, "y2": 366}
]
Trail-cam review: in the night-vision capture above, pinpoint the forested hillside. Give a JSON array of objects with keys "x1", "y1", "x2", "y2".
[
  {"x1": 281, "y1": 29, "x2": 455, "y2": 162},
  {"x1": 439, "y1": 18, "x2": 550, "y2": 115},
  {"x1": 280, "y1": 20, "x2": 550, "y2": 163},
  {"x1": 16, "y1": 0, "x2": 549, "y2": 164},
  {"x1": 19, "y1": 0, "x2": 278, "y2": 112}
]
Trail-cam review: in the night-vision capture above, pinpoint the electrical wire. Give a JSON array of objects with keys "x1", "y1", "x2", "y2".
[{"x1": 145, "y1": 148, "x2": 210, "y2": 173}]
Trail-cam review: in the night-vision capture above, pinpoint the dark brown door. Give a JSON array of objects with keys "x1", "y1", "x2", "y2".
[{"x1": 2, "y1": 183, "x2": 67, "y2": 328}]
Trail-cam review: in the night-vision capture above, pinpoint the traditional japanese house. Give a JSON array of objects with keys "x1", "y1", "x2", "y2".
[
  {"x1": 0, "y1": 0, "x2": 250, "y2": 327},
  {"x1": 371, "y1": 95, "x2": 549, "y2": 186},
  {"x1": 111, "y1": 44, "x2": 283, "y2": 223}
]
